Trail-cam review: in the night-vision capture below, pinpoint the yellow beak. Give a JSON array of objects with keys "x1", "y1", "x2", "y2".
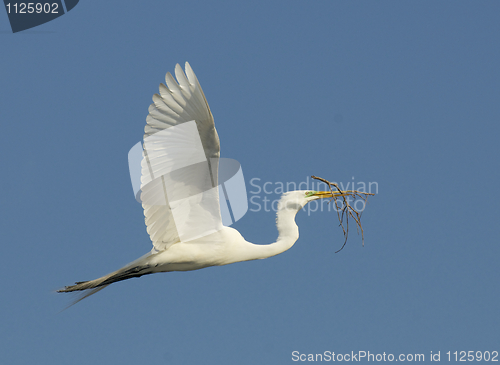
[{"x1": 313, "y1": 190, "x2": 353, "y2": 199}]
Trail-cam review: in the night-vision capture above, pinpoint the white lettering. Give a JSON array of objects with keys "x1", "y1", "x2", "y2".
[{"x1": 249, "y1": 177, "x2": 261, "y2": 194}]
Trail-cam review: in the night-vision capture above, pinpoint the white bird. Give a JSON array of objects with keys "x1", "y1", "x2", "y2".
[{"x1": 58, "y1": 63, "x2": 363, "y2": 301}]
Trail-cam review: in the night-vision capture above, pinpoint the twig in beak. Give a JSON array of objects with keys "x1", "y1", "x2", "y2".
[{"x1": 311, "y1": 175, "x2": 374, "y2": 253}]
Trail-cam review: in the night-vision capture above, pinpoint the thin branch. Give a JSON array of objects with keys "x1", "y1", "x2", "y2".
[{"x1": 311, "y1": 175, "x2": 374, "y2": 253}]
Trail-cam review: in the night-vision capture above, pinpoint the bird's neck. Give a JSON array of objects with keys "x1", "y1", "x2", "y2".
[{"x1": 241, "y1": 197, "x2": 302, "y2": 261}]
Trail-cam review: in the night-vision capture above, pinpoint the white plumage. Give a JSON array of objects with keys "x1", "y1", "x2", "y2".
[{"x1": 58, "y1": 63, "x2": 356, "y2": 302}]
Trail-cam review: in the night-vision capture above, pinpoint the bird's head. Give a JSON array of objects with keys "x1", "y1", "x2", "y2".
[{"x1": 279, "y1": 190, "x2": 349, "y2": 211}]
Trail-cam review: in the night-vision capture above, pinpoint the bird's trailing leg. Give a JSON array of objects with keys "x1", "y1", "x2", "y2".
[
  {"x1": 57, "y1": 264, "x2": 154, "y2": 293},
  {"x1": 311, "y1": 175, "x2": 375, "y2": 253}
]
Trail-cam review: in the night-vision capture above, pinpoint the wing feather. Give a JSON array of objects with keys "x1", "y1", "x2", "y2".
[{"x1": 141, "y1": 63, "x2": 221, "y2": 252}]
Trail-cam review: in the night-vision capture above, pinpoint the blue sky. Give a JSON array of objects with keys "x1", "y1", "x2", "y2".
[{"x1": 1, "y1": 1, "x2": 499, "y2": 364}]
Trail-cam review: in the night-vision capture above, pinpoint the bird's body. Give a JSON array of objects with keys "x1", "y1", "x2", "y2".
[
  {"x1": 58, "y1": 63, "x2": 369, "y2": 301},
  {"x1": 59, "y1": 190, "x2": 330, "y2": 293}
]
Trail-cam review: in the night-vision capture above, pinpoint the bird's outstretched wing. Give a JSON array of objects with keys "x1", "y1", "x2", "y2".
[{"x1": 140, "y1": 63, "x2": 222, "y2": 251}]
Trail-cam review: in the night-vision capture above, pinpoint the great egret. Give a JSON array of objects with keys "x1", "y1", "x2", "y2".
[{"x1": 58, "y1": 63, "x2": 368, "y2": 300}]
